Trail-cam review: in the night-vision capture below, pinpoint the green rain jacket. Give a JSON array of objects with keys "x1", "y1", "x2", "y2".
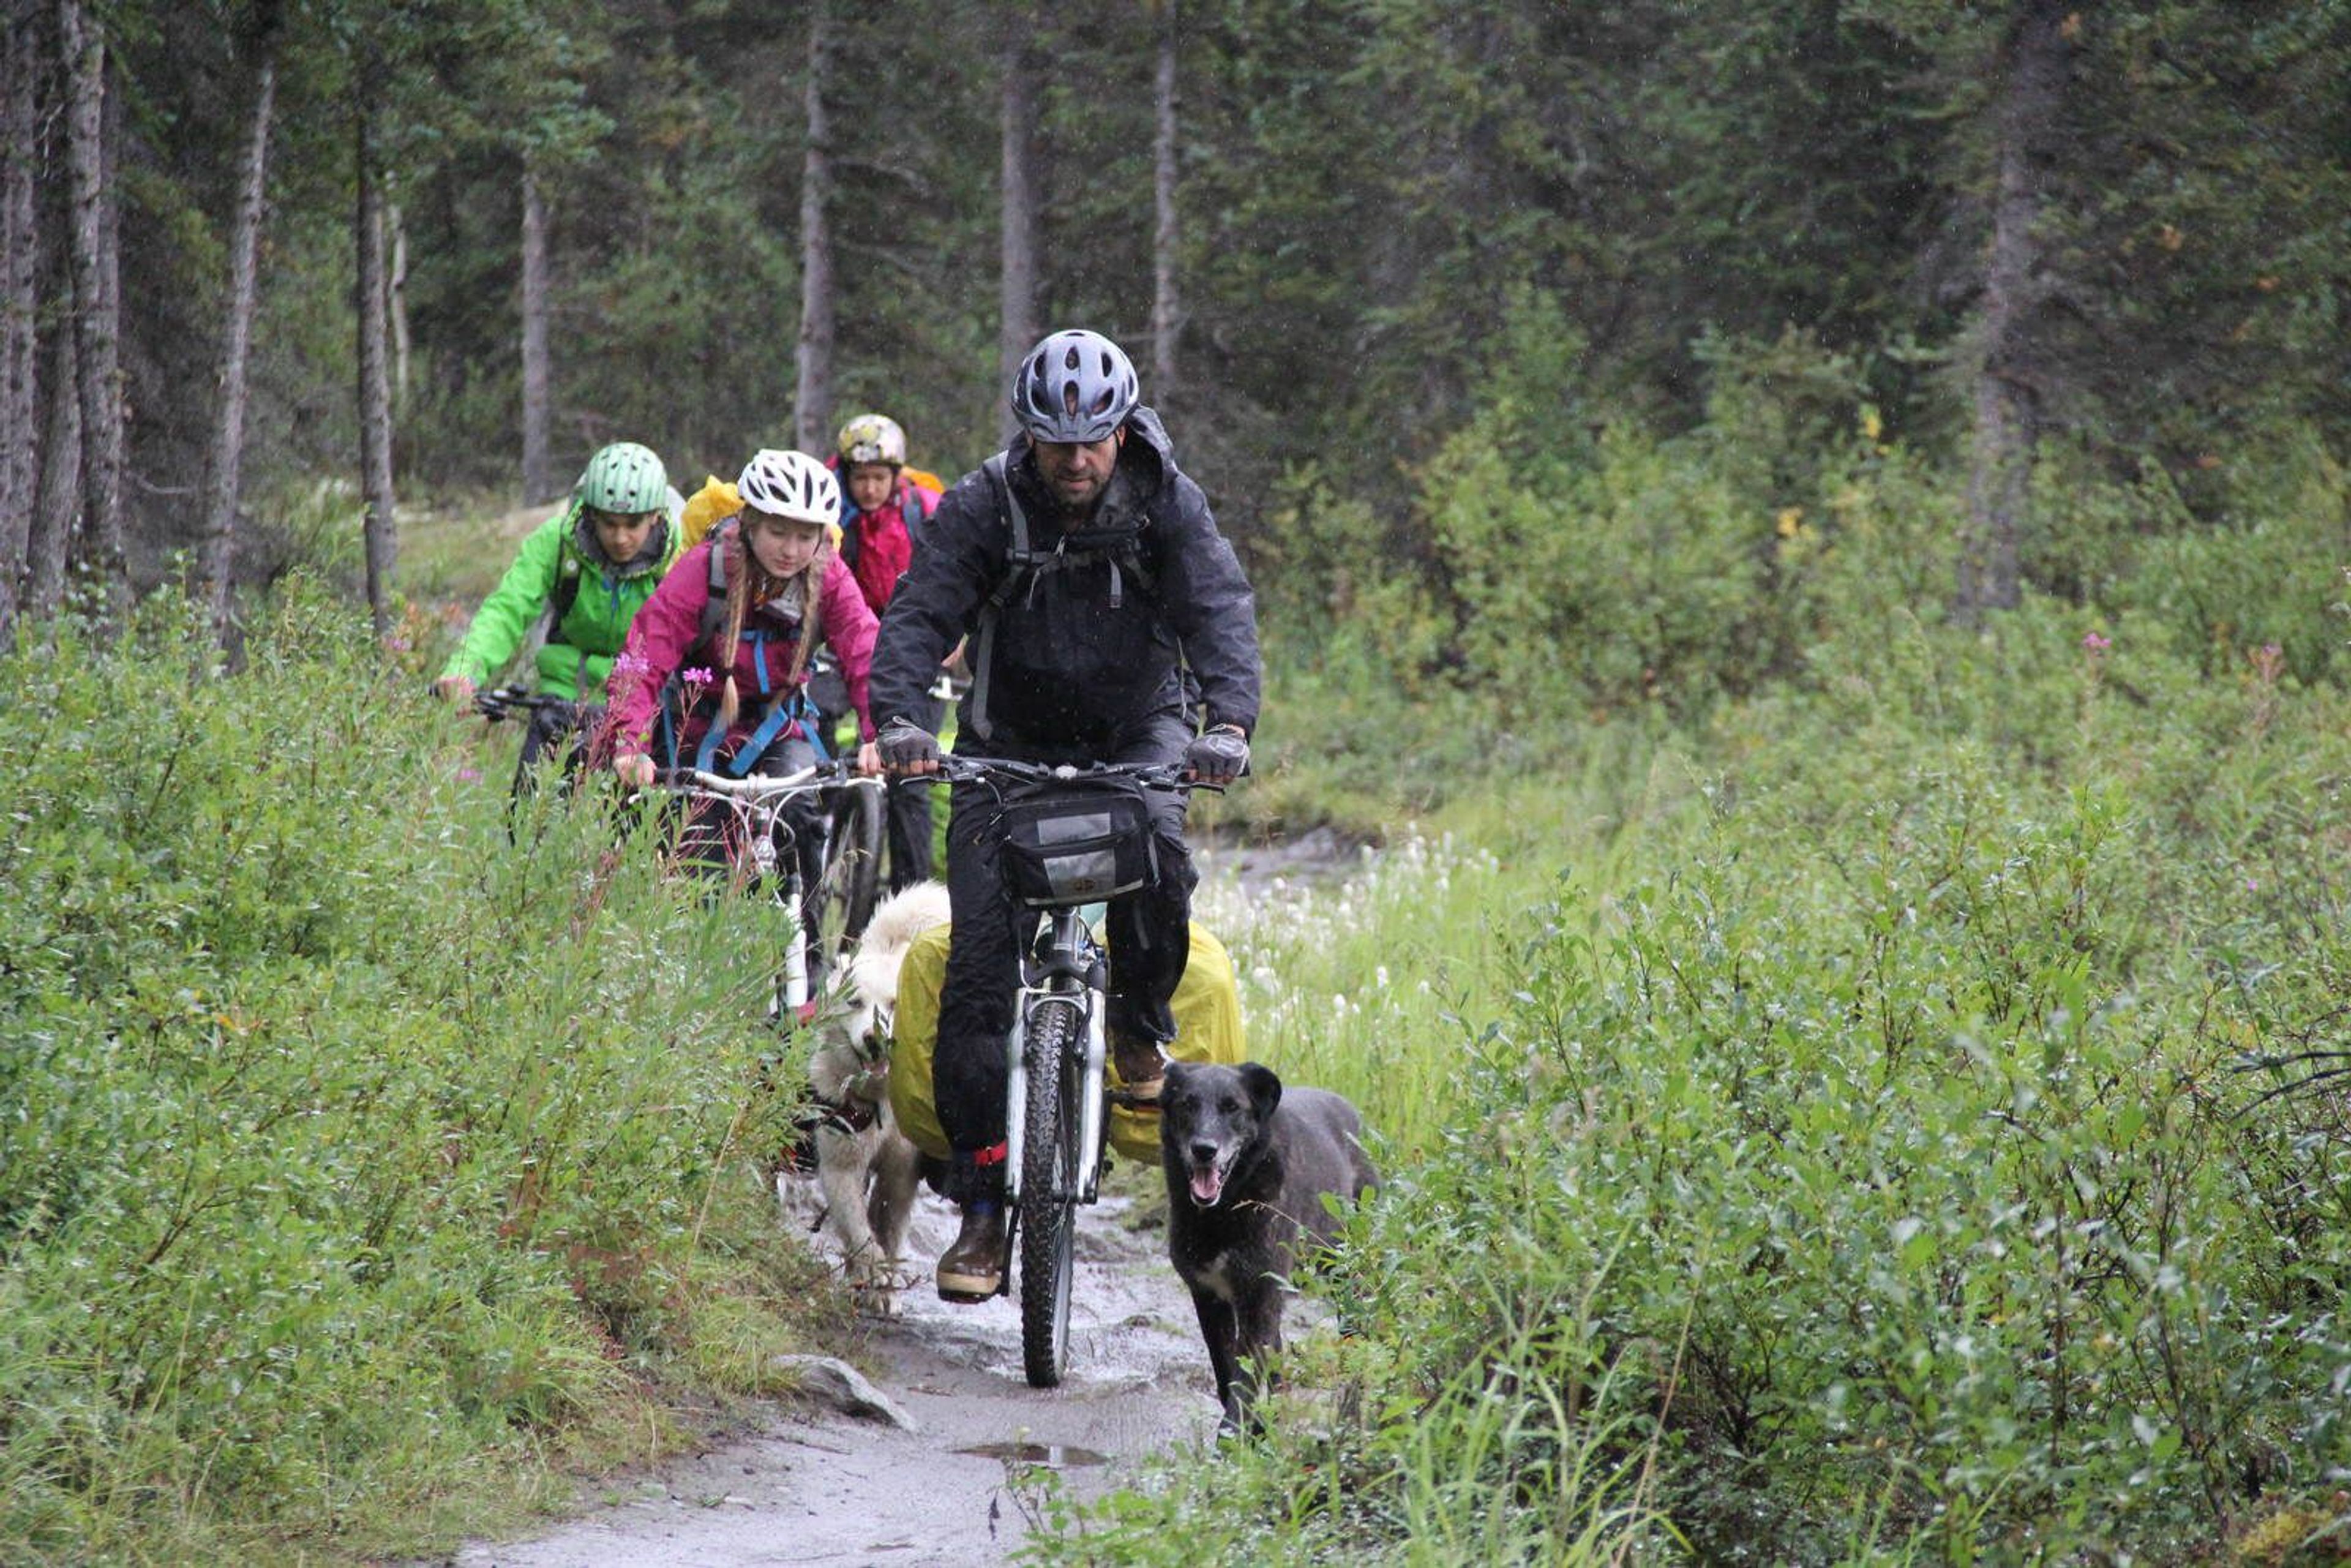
[{"x1": 439, "y1": 503, "x2": 680, "y2": 700}]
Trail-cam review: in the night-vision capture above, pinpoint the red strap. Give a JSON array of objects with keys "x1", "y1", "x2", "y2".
[{"x1": 971, "y1": 1141, "x2": 1008, "y2": 1168}]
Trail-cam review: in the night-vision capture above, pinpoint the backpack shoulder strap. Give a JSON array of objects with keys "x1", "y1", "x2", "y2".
[
  {"x1": 982, "y1": 452, "x2": 1037, "y2": 600},
  {"x1": 697, "y1": 519, "x2": 733, "y2": 650},
  {"x1": 548, "y1": 547, "x2": 584, "y2": 632},
  {"x1": 966, "y1": 453, "x2": 1035, "y2": 742}
]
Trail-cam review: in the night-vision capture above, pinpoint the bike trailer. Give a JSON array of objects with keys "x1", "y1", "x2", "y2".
[{"x1": 887, "y1": 921, "x2": 1246, "y2": 1163}]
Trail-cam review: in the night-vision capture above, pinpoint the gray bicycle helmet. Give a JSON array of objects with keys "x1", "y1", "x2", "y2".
[{"x1": 1010, "y1": 329, "x2": 1139, "y2": 444}]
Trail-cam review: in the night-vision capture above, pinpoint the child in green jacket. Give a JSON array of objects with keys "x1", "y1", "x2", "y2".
[{"x1": 434, "y1": 441, "x2": 682, "y2": 782}]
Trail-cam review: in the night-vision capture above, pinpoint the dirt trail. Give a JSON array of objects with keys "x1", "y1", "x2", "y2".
[
  {"x1": 452, "y1": 1191, "x2": 1214, "y2": 1567},
  {"x1": 446, "y1": 839, "x2": 1349, "y2": 1567}
]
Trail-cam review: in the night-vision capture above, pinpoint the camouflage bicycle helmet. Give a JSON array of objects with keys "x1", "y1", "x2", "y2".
[
  {"x1": 1011, "y1": 329, "x2": 1139, "y2": 444},
  {"x1": 738, "y1": 448, "x2": 841, "y2": 525},
  {"x1": 577, "y1": 441, "x2": 670, "y2": 515},
  {"x1": 836, "y1": 413, "x2": 907, "y2": 468}
]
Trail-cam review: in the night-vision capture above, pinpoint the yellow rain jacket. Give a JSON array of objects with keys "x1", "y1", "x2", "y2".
[{"x1": 888, "y1": 921, "x2": 1246, "y2": 1162}]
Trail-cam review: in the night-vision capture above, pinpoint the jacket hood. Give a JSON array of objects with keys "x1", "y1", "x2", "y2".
[{"x1": 570, "y1": 499, "x2": 673, "y2": 578}]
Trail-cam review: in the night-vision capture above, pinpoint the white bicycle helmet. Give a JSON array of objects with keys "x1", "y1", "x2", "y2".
[
  {"x1": 737, "y1": 448, "x2": 841, "y2": 525},
  {"x1": 1011, "y1": 328, "x2": 1139, "y2": 444}
]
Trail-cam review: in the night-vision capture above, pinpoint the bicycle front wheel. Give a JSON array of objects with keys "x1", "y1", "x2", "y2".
[
  {"x1": 1019, "y1": 996, "x2": 1084, "y2": 1388},
  {"x1": 812, "y1": 781, "x2": 883, "y2": 965}
]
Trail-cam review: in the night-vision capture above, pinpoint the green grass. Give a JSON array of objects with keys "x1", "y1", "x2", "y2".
[
  {"x1": 1045, "y1": 587, "x2": 2351, "y2": 1563},
  {"x1": 0, "y1": 581, "x2": 854, "y2": 1564},
  {"x1": 20, "y1": 394, "x2": 2351, "y2": 1564}
]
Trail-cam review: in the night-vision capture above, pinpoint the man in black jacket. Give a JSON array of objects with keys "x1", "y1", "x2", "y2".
[{"x1": 872, "y1": 328, "x2": 1260, "y2": 1302}]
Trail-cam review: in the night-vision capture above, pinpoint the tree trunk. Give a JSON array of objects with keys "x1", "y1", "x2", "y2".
[
  {"x1": 792, "y1": 0, "x2": 834, "y2": 456},
  {"x1": 59, "y1": 0, "x2": 126, "y2": 627},
  {"x1": 356, "y1": 89, "x2": 397, "y2": 641},
  {"x1": 200, "y1": 0, "x2": 281, "y2": 643},
  {"x1": 1957, "y1": 0, "x2": 2069, "y2": 625},
  {"x1": 388, "y1": 197, "x2": 411, "y2": 418},
  {"x1": 1150, "y1": 0, "x2": 1180, "y2": 399},
  {"x1": 0, "y1": 8, "x2": 42, "y2": 643},
  {"x1": 28, "y1": 320, "x2": 77, "y2": 621},
  {"x1": 519, "y1": 159, "x2": 553, "y2": 505},
  {"x1": 997, "y1": 7, "x2": 1041, "y2": 444}
]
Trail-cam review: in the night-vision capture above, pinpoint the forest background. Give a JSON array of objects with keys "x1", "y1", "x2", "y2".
[{"x1": 6, "y1": 1, "x2": 2351, "y2": 1563}]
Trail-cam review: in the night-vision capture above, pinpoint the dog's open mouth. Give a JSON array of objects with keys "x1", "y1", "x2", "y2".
[{"x1": 1186, "y1": 1155, "x2": 1234, "y2": 1207}]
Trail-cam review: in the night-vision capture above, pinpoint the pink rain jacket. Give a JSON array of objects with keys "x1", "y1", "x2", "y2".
[{"x1": 605, "y1": 539, "x2": 878, "y2": 763}]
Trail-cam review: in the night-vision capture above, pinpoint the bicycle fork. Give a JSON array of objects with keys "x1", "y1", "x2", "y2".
[
  {"x1": 750, "y1": 833, "x2": 811, "y2": 1015},
  {"x1": 1003, "y1": 912, "x2": 1109, "y2": 1207}
]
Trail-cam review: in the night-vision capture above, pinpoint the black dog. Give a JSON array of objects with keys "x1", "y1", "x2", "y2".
[{"x1": 1159, "y1": 1059, "x2": 1378, "y2": 1433}]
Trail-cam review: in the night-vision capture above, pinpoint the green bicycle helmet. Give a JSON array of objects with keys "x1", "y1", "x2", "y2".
[{"x1": 577, "y1": 441, "x2": 670, "y2": 515}]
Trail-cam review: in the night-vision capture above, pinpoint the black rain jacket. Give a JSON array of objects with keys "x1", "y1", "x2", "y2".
[{"x1": 869, "y1": 406, "x2": 1259, "y2": 752}]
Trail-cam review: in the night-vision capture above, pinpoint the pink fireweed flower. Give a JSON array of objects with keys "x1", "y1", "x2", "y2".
[
  {"x1": 457, "y1": 766, "x2": 482, "y2": 783},
  {"x1": 2081, "y1": 631, "x2": 2112, "y2": 653},
  {"x1": 611, "y1": 650, "x2": 652, "y2": 681},
  {"x1": 682, "y1": 666, "x2": 715, "y2": 690}
]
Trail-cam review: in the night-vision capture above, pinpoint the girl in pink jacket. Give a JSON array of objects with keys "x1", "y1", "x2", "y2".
[
  {"x1": 606, "y1": 449, "x2": 880, "y2": 785},
  {"x1": 604, "y1": 452, "x2": 880, "y2": 991}
]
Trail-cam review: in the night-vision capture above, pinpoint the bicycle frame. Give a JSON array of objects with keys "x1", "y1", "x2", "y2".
[
  {"x1": 901, "y1": 753, "x2": 1211, "y2": 1384},
  {"x1": 645, "y1": 764, "x2": 883, "y2": 1012}
]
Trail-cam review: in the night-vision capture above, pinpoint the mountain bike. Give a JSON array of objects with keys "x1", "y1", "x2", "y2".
[
  {"x1": 643, "y1": 762, "x2": 883, "y2": 1016},
  {"x1": 474, "y1": 683, "x2": 594, "y2": 735},
  {"x1": 474, "y1": 684, "x2": 604, "y2": 806},
  {"x1": 923, "y1": 755, "x2": 1204, "y2": 1387}
]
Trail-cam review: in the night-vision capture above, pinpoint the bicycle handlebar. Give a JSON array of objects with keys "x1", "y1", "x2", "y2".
[
  {"x1": 910, "y1": 756, "x2": 1204, "y2": 793},
  {"x1": 643, "y1": 760, "x2": 873, "y2": 797},
  {"x1": 474, "y1": 685, "x2": 581, "y2": 722}
]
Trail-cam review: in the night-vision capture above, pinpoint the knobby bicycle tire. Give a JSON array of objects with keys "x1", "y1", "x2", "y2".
[
  {"x1": 812, "y1": 782, "x2": 883, "y2": 966},
  {"x1": 1019, "y1": 995, "x2": 1083, "y2": 1387}
]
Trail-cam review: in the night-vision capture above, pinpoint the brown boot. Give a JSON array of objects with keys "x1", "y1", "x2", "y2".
[
  {"x1": 936, "y1": 1144, "x2": 1008, "y2": 1302},
  {"x1": 935, "y1": 1201, "x2": 1007, "y2": 1302},
  {"x1": 1109, "y1": 1032, "x2": 1169, "y2": 1108}
]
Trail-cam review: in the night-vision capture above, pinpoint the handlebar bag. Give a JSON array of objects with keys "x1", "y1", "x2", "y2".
[{"x1": 994, "y1": 779, "x2": 1157, "y2": 907}]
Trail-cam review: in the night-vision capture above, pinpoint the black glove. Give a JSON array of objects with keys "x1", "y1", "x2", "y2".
[
  {"x1": 877, "y1": 718, "x2": 940, "y2": 772},
  {"x1": 1185, "y1": 725, "x2": 1250, "y2": 783}
]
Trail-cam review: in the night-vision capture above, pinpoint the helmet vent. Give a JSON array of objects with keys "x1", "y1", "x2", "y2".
[{"x1": 1010, "y1": 328, "x2": 1139, "y2": 444}]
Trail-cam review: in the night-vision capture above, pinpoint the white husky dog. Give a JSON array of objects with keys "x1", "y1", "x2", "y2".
[{"x1": 788, "y1": 880, "x2": 948, "y2": 1316}]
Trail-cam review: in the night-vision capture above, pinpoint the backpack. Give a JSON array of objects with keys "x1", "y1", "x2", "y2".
[{"x1": 964, "y1": 449, "x2": 1161, "y2": 743}]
